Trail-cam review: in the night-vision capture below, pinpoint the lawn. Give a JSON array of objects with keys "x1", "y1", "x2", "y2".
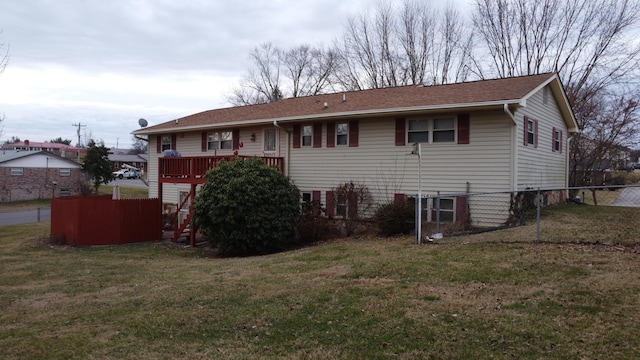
[{"x1": 0, "y1": 204, "x2": 639, "y2": 359}]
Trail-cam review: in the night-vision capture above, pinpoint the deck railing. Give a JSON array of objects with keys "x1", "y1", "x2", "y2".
[{"x1": 159, "y1": 155, "x2": 284, "y2": 183}]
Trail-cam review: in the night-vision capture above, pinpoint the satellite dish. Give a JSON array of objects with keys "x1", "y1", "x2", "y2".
[{"x1": 138, "y1": 118, "x2": 148, "y2": 128}]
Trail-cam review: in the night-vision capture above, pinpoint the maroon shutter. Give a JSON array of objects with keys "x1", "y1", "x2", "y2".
[
  {"x1": 534, "y1": 120, "x2": 538, "y2": 148},
  {"x1": 171, "y1": 134, "x2": 177, "y2": 150},
  {"x1": 312, "y1": 191, "x2": 321, "y2": 216},
  {"x1": 395, "y1": 118, "x2": 406, "y2": 146},
  {"x1": 457, "y1": 114, "x2": 470, "y2": 144},
  {"x1": 293, "y1": 124, "x2": 301, "y2": 148},
  {"x1": 394, "y1": 193, "x2": 405, "y2": 203},
  {"x1": 327, "y1": 122, "x2": 335, "y2": 148},
  {"x1": 552, "y1": 127, "x2": 556, "y2": 152},
  {"x1": 313, "y1": 122, "x2": 322, "y2": 148},
  {"x1": 326, "y1": 191, "x2": 335, "y2": 217},
  {"x1": 455, "y1": 196, "x2": 467, "y2": 224},
  {"x1": 523, "y1": 116, "x2": 528, "y2": 146},
  {"x1": 156, "y1": 135, "x2": 161, "y2": 153},
  {"x1": 347, "y1": 192, "x2": 358, "y2": 219},
  {"x1": 201, "y1": 132, "x2": 207, "y2": 152},
  {"x1": 560, "y1": 130, "x2": 563, "y2": 153},
  {"x1": 232, "y1": 129, "x2": 240, "y2": 150},
  {"x1": 349, "y1": 120, "x2": 359, "y2": 147}
]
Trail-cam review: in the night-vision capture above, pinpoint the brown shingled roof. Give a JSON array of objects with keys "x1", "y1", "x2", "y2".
[{"x1": 137, "y1": 73, "x2": 558, "y2": 134}]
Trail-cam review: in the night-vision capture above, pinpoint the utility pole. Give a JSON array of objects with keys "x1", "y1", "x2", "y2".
[{"x1": 71, "y1": 123, "x2": 86, "y2": 162}]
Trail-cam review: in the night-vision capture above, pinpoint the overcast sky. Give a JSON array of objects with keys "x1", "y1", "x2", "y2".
[{"x1": 0, "y1": 0, "x2": 468, "y2": 149}]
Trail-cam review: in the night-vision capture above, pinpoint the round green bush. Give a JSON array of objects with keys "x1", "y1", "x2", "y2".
[
  {"x1": 193, "y1": 157, "x2": 300, "y2": 256},
  {"x1": 374, "y1": 199, "x2": 415, "y2": 237}
]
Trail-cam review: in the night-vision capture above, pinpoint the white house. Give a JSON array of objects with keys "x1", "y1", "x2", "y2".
[{"x1": 133, "y1": 73, "x2": 578, "y2": 239}]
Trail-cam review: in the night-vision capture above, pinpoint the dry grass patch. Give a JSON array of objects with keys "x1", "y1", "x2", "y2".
[{"x1": 1, "y1": 204, "x2": 640, "y2": 359}]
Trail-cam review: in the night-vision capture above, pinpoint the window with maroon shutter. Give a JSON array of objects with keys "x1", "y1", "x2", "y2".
[
  {"x1": 156, "y1": 135, "x2": 161, "y2": 153},
  {"x1": 524, "y1": 116, "x2": 538, "y2": 148},
  {"x1": 552, "y1": 127, "x2": 562, "y2": 153},
  {"x1": 348, "y1": 120, "x2": 359, "y2": 147},
  {"x1": 293, "y1": 124, "x2": 301, "y2": 148},
  {"x1": 327, "y1": 121, "x2": 335, "y2": 147},
  {"x1": 232, "y1": 129, "x2": 240, "y2": 150},
  {"x1": 326, "y1": 191, "x2": 335, "y2": 217},
  {"x1": 313, "y1": 123, "x2": 322, "y2": 148},
  {"x1": 347, "y1": 192, "x2": 358, "y2": 219},
  {"x1": 457, "y1": 114, "x2": 470, "y2": 144},
  {"x1": 171, "y1": 134, "x2": 177, "y2": 150},
  {"x1": 394, "y1": 193, "x2": 405, "y2": 203},
  {"x1": 201, "y1": 132, "x2": 207, "y2": 152},
  {"x1": 158, "y1": 135, "x2": 173, "y2": 153},
  {"x1": 395, "y1": 118, "x2": 406, "y2": 146},
  {"x1": 312, "y1": 190, "x2": 321, "y2": 216}
]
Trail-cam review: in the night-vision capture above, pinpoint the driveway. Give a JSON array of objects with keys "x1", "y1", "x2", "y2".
[
  {"x1": 0, "y1": 208, "x2": 50, "y2": 226},
  {"x1": 612, "y1": 186, "x2": 640, "y2": 207}
]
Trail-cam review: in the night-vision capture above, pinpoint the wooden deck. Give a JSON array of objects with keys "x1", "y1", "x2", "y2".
[{"x1": 159, "y1": 155, "x2": 285, "y2": 184}]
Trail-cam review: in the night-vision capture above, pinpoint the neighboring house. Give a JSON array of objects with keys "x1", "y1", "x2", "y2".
[
  {"x1": 1, "y1": 140, "x2": 86, "y2": 162},
  {"x1": 133, "y1": 73, "x2": 578, "y2": 237},
  {"x1": 108, "y1": 148, "x2": 148, "y2": 173},
  {"x1": 0, "y1": 150, "x2": 83, "y2": 202}
]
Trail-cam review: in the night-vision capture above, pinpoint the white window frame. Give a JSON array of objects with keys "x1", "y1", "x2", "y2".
[
  {"x1": 207, "y1": 131, "x2": 232, "y2": 150},
  {"x1": 302, "y1": 125, "x2": 313, "y2": 147},
  {"x1": 161, "y1": 135, "x2": 172, "y2": 151},
  {"x1": 336, "y1": 122, "x2": 348, "y2": 146},
  {"x1": 527, "y1": 119, "x2": 535, "y2": 146},
  {"x1": 553, "y1": 129, "x2": 562, "y2": 152},
  {"x1": 264, "y1": 128, "x2": 277, "y2": 153},
  {"x1": 431, "y1": 198, "x2": 455, "y2": 223},
  {"x1": 11, "y1": 167, "x2": 23, "y2": 176},
  {"x1": 407, "y1": 117, "x2": 457, "y2": 144},
  {"x1": 59, "y1": 168, "x2": 71, "y2": 177}
]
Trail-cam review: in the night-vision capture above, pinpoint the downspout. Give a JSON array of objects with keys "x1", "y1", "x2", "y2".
[
  {"x1": 505, "y1": 104, "x2": 518, "y2": 191},
  {"x1": 273, "y1": 120, "x2": 290, "y2": 176}
]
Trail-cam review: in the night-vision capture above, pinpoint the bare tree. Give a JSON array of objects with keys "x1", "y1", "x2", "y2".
[
  {"x1": 228, "y1": 43, "x2": 338, "y2": 106},
  {"x1": 473, "y1": 0, "x2": 640, "y2": 186},
  {"x1": 333, "y1": 0, "x2": 474, "y2": 90}
]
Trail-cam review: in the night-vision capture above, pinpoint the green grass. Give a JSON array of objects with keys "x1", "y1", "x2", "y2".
[{"x1": 1, "y1": 204, "x2": 639, "y2": 359}]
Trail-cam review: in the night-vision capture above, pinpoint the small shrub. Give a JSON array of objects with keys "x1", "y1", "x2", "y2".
[
  {"x1": 193, "y1": 157, "x2": 300, "y2": 256},
  {"x1": 374, "y1": 199, "x2": 415, "y2": 237},
  {"x1": 296, "y1": 199, "x2": 331, "y2": 244}
]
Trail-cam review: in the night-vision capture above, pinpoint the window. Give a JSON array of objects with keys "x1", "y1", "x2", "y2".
[
  {"x1": 302, "y1": 125, "x2": 313, "y2": 147},
  {"x1": 301, "y1": 192, "x2": 311, "y2": 203},
  {"x1": 161, "y1": 135, "x2": 172, "y2": 151},
  {"x1": 524, "y1": 117, "x2": 538, "y2": 147},
  {"x1": 264, "y1": 129, "x2": 276, "y2": 152},
  {"x1": 432, "y1": 198, "x2": 454, "y2": 223},
  {"x1": 336, "y1": 193, "x2": 347, "y2": 218},
  {"x1": 553, "y1": 128, "x2": 562, "y2": 152},
  {"x1": 336, "y1": 122, "x2": 348, "y2": 145},
  {"x1": 11, "y1": 167, "x2": 23, "y2": 176},
  {"x1": 60, "y1": 188, "x2": 70, "y2": 197},
  {"x1": 408, "y1": 119, "x2": 429, "y2": 143},
  {"x1": 60, "y1": 168, "x2": 71, "y2": 176},
  {"x1": 433, "y1": 118, "x2": 455, "y2": 142},
  {"x1": 207, "y1": 131, "x2": 232, "y2": 150}
]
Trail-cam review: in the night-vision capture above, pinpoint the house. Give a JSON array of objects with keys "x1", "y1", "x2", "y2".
[
  {"x1": 108, "y1": 148, "x2": 148, "y2": 174},
  {"x1": 0, "y1": 150, "x2": 83, "y2": 202},
  {"x1": 133, "y1": 73, "x2": 578, "y2": 241},
  {"x1": 1, "y1": 140, "x2": 86, "y2": 162}
]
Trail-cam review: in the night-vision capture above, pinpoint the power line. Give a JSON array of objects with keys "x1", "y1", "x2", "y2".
[{"x1": 71, "y1": 122, "x2": 86, "y2": 162}]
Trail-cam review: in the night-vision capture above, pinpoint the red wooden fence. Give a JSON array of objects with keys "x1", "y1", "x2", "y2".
[{"x1": 51, "y1": 195, "x2": 162, "y2": 246}]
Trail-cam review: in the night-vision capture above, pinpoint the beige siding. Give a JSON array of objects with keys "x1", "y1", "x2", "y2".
[
  {"x1": 516, "y1": 85, "x2": 568, "y2": 189},
  {"x1": 289, "y1": 112, "x2": 514, "y2": 215}
]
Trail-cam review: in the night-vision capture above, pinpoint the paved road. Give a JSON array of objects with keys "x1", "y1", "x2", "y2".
[
  {"x1": 0, "y1": 208, "x2": 51, "y2": 226},
  {"x1": 612, "y1": 186, "x2": 640, "y2": 207}
]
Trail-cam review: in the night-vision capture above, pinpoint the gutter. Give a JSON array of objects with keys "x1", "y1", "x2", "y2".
[{"x1": 273, "y1": 120, "x2": 290, "y2": 176}]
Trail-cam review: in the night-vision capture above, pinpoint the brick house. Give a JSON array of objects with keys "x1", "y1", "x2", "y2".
[{"x1": 0, "y1": 150, "x2": 83, "y2": 202}]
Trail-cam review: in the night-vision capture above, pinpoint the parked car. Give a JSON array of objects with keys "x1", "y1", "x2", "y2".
[{"x1": 112, "y1": 169, "x2": 138, "y2": 179}]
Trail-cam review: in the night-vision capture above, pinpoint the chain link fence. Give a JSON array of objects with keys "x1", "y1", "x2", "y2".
[{"x1": 413, "y1": 185, "x2": 640, "y2": 243}]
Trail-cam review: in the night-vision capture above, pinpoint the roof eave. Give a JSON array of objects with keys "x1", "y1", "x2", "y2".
[{"x1": 132, "y1": 100, "x2": 524, "y2": 135}]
